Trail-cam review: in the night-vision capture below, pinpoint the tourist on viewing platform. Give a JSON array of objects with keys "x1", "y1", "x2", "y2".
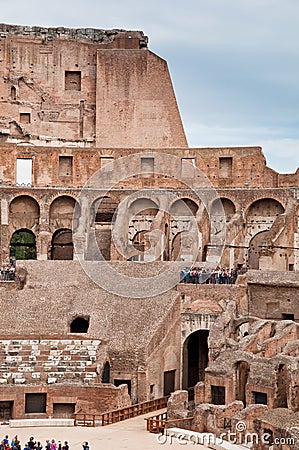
[
  {"x1": 45, "y1": 440, "x2": 50, "y2": 450},
  {"x1": 179, "y1": 265, "x2": 246, "y2": 284},
  {"x1": 82, "y1": 442, "x2": 89, "y2": 450},
  {"x1": 62, "y1": 442, "x2": 69, "y2": 450},
  {"x1": 50, "y1": 440, "x2": 56, "y2": 450}
]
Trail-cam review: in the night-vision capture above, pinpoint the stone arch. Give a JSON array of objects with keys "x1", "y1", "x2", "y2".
[
  {"x1": 51, "y1": 228, "x2": 73, "y2": 260},
  {"x1": 128, "y1": 198, "x2": 159, "y2": 217},
  {"x1": 246, "y1": 198, "x2": 284, "y2": 218},
  {"x1": 171, "y1": 231, "x2": 198, "y2": 261},
  {"x1": 211, "y1": 197, "x2": 236, "y2": 221},
  {"x1": 182, "y1": 329, "x2": 209, "y2": 391},
  {"x1": 92, "y1": 195, "x2": 118, "y2": 223},
  {"x1": 87, "y1": 196, "x2": 119, "y2": 261},
  {"x1": 248, "y1": 230, "x2": 270, "y2": 269},
  {"x1": 170, "y1": 198, "x2": 198, "y2": 217},
  {"x1": 49, "y1": 195, "x2": 77, "y2": 230},
  {"x1": 9, "y1": 195, "x2": 40, "y2": 230},
  {"x1": 10, "y1": 228, "x2": 37, "y2": 260},
  {"x1": 70, "y1": 316, "x2": 90, "y2": 333}
]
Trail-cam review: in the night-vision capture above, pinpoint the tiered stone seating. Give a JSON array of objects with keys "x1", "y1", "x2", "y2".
[{"x1": 0, "y1": 339, "x2": 101, "y2": 385}]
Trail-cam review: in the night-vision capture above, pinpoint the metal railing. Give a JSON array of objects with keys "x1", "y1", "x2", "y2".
[{"x1": 74, "y1": 396, "x2": 169, "y2": 427}]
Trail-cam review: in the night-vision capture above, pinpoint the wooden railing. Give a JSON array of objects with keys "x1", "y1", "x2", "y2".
[
  {"x1": 145, "y1": 412, "x2": 167, "y2": 433},
  {"x1": 74, "y1": 396, "x2": 168, "y2": 427},
  {"x1": 145, "y1": 414, "x2": 195, "y2": 434}
]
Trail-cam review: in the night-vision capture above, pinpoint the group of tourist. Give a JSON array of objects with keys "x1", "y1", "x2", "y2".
[
  {"x1": 0, "y1": 436, "x2": 90, "y2": 450},
  {"x1": 179, "y1": 265, "x2": 247, "y2": 284},
  {"x1": 0, "y1": 264, "x2": 15, "y2": 281}
]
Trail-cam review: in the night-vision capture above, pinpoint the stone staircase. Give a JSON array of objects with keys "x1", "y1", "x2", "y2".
[{"x1": 0, "y1": 338, "x2": 101, "y2": 385}]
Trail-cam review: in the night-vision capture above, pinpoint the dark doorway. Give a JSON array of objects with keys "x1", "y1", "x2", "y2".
[
  {"x1": 275, "y1": 364, "x2": 287, "y2": 408},
  {"x1": 70, "y1": 317, "x2": 89, "y2": 333},
  {"x1": 10, "y1": 229, "x2": 36, "y2": 260},
  {"x1": 211, "y1": 386, "x2": 225, "y2": 405},
  {"x1": 51, "y1": 228, "x2": 73, "y2": 260},
  {"x1": 102, "y1": 362, "x2": 110, "y2": 383},
  {"x1": 0, "y1": 401, "x2": 13, "y2": 422},
  {"x1": 235, "y1": 361, "x2": 250, "y2": 407},
  {"x1": 253, "y1": 391, "x2": 267, "y2": 405},
  {"x1": 25, "y1": 393, "x2": 47, "y2": 414},
  {"x1": 183, "y1": 330, "x2": 209, "y2": 390},
  {"x1": 114, "y1": 379, "x2": 131, "y2": 396},
  {"x1": 53, "y1": 403, "x2": 75, "y2": 418},
  {"x1": 163, "y1": 370, "x2": 175, "y2": 396}
]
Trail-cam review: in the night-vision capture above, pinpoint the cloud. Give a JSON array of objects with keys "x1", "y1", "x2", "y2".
[
  {"x1": 186, "y1": 123, "x2": 299, "y2": 173},
  {"x1": 0, "y1": 0, "x2": 298, "y2": 173}
]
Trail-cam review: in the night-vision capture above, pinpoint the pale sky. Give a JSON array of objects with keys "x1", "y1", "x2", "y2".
[{"x1": 2, "y1": 0, "x2": 299, "y2": 173}]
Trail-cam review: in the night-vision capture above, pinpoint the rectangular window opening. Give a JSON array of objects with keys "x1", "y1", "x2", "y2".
[
  {"x1": 100, "y1": 157, "x2": 114, "y2": 170},
  {"x1": 253, "y1": 391, "x2": 267, "y2": 405},
  {"x1": 20, "y1": 112, "x2": 31, "y2": 124},
  {"x1": 219, "y1": 157, "x2": 232, "y2": 178},
  {"x1": 59, "y1": 156, "x2": 73, "y2": 177},
  {"x1": 211, "y1": 385, "x2": 225, "y2": 405},
  {"x1": 141, "y1": 157, "x2": 154, "y2": 174},
  {"x1": 16, "y1": 158, "x2": 32, "y2": 186},
  {"x1": 282, "y1": 313, "x2": 294, "y2": 321},
  {"x1": 65, "y1": 71, "x2": 81, "y2": 91},
  {"x1": 25, "y1": 393, "x2": 47, "y2": 414},
  {"x1": 181, "y1": 158, "x2": 196, "y2": 178}
]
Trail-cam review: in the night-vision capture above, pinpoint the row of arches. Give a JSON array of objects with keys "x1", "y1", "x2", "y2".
[
  {"x1": 10, "y1": 228, "x2": 73, "y2": 261},
  {"x1": 7, "y1": 194, "x2": 286, "y2": 264},
  {"x1": 9, "y1": 194, "x2": 285, "y2": 225}
]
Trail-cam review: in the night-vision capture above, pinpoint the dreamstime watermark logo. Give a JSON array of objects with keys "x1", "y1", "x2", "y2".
[
  {"x1": 157, "y1": 421, "x2": 296, "y2": 447},
  {"x1": 72, "y1": 152, "x2": 227, "y2": 298}
]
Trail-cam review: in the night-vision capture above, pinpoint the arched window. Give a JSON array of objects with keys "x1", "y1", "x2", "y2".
[
  {"x1": 10, "y1": 229, "x2": 36, "y2": 260},
  {"x1": 51, "y1": 228, "x2": 73, "y2": 260},
  {"x1": 70, "y1": 317, "x2": 89, "y2": 333},
  {"x1": 11, "y1": 86, "x2": 17, "y2": 101},
  {"x1": 101, "y1": 362, "x2": 110, "y2": 383}
]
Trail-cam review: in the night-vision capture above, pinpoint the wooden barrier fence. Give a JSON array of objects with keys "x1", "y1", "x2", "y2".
[{"x1": 145, "y1": 414, "x2": 195, "y2": 434}]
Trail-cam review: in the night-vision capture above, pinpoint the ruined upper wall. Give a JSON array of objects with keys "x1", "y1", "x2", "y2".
[
  {"x1": 0, "y1": 23, "x2": 148, "y2": 47},
  {"x1": 0, "y1": 23, "x2": 187, "y2": 148}
]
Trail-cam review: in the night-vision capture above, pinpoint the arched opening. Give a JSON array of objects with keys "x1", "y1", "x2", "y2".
[
  {"x1": 129, "y1": 198, "x2": 159, "y2": 217},
  {"x1": 101, "y1": 362, "x2": 111, "y2": 383},
  {"x1": 275, "y1": 364, "x2": 287, "y2": 408},
  {"x1": 171, "y1": 231, "x2": 198, "y2": 261},
  {"x1": 51, "y1": 229, "x2": 73, "y2": 260},
  {"x1": 10, "y1": 229, "x2": 36, "y2": 260},
  {"x1": 182, "y1": 330, "x2": 209, "y2": 391},
  {"x1": 9, "y1": 195, "x2": 40, "y2": 230},
  {"x1": 89, "y1": 196, "x2": 119, "y2": 261},
  {"x1": 248, "y1": 230, "x2": 269, "y2": 269},
  {"x1": 49, "y1": 196, "x2": 77, "y2": 230},
  {"x1": 93, "y1": 196, "x2": 118, "y2": 223},
  {"x1": 70, "y1": 317, "x2": 89, "y2": 333},
  {"x1": 11, "y1": 86, "x2": 16, "y2": 101},
  {"x1": 170, "y1": 198, "x2": 198, "y2": 217},
  {"x1": 247, "y1": 198, "x2": 284, "y2": 217},
  {"x1": 211, "y1": 198, "x2": 236, "y2": 221},
  {"x1": 235, "y1": 361, "x2": 250, "y2": 407}
]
